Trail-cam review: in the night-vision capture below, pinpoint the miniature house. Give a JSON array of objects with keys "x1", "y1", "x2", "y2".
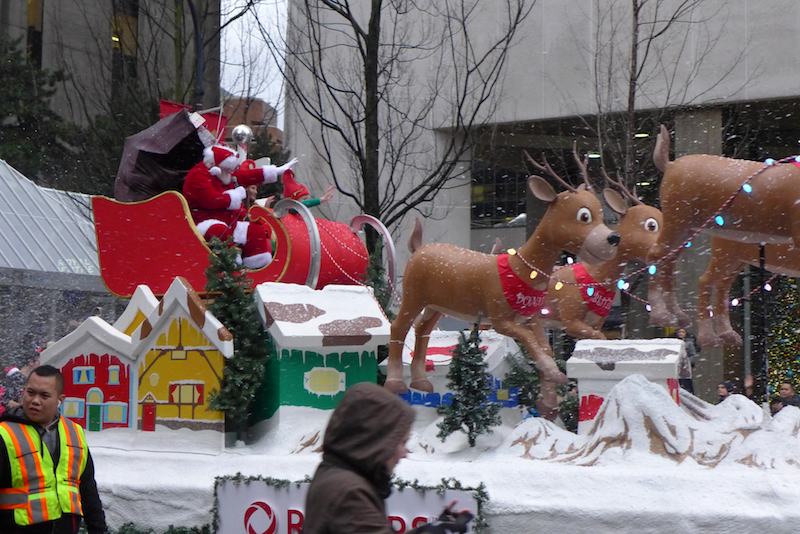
[
  {"x1": 40, "y1": 316, "x2": 136, "y2": 431},
  {"x1": 383, "y1": 329, "x2": 523, "y2": 409},
  {"x1": 131, "y1": 277, "x2": 233, "y2": 432},
  {"x1": 566, "y1": 338, "x2": 683, "y2": 434},
  {"x1": 252, "y1": 282, "x2": 390, "y2": 424},
  {"x1": 112, "y1": 285, "x2": 159, "y2": 336}
]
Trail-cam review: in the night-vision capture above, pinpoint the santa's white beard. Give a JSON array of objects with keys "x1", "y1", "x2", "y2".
[{"x1": 217, "y1": 172, "x2": 233, "y2": 185}]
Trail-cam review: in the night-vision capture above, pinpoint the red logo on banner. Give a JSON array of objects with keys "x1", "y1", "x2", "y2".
[
  {"x1": 578, "y1": 394, "x2": 604, "y2": 422},
  {"x1": 244, "y1": 501, "x2": 277, "y2": 534}
]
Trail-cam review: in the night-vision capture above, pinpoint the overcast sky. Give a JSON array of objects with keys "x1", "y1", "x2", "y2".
[{"x1": 220, "y1": 0, "x2": 286, "y2": 126}]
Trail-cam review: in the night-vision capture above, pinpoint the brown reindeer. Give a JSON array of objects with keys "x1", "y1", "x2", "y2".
[
  {"x1": 544, "y1": 169, "x2": 663, "y2": 339},
  {"x1": 696, "y1": 239, "x2": 800, "y2": 348},
  {"x1": 647, "y1": 125, "x2": 800, "y2": 327},
  {"x1": 386, "y1": 155, "x2": 625, "y2": 406}
]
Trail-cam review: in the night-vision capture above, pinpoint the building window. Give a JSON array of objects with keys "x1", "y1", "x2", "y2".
[
  {"x1": 107, "y1": 365, "x2": 121, "y2": 385},
  {"x1": 471, "y1": 161, "x2": 528, "y2": 227},
  {"x1": 86, "y1": 388, "x2": 104, "y2": 405},
  {"x1": 103, "y1": 403, "x2": 128, "y2": 424},
  {"x1": 62, "y1": 398, "x2": 85, "y2": 419},
  {"x1": 111, "y1": 0, "x2": 139, "y2": 101},
  {"x1": 73, "y1": 366, "x2": 95, "y2": 385},
  {"x1": 26, "y1": 0, "x2": 44, "y2": 67}
]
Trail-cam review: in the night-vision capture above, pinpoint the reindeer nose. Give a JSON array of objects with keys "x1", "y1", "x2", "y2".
[{"x1": 607, "y1": 232, "x2": 621, "y2": 246}]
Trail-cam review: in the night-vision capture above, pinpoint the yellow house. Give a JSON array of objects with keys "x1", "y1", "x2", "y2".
[{"x1": 132, "y1": 278, "x2": 233, "y2": 432}]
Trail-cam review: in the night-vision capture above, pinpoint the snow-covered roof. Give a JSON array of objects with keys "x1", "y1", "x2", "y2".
[
  {"x1": 112, "y1": 285, "x2": 159, "y2": 333},
  {"x1": 40, "y1": 316, "x2": 135, "y2": 367},
  {"x1": 567, "y1": 338, "x2": 683, "y2": 380},
  {"x1": 255, "y1": 282, "x2": 390, "y2": 348},
  {"x1": 132, "y1": 277, "x2": 233, "y2": 358},
  {"x1": 0, "y1": 160, "x2": 98, "y2": 275}
]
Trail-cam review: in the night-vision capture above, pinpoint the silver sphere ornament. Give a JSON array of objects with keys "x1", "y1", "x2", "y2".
[{"x1": 232, "y1": 124, "x2": 254, "y2": 145}]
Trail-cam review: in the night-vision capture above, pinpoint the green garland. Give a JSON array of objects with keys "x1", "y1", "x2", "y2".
[{"x1": 209, "y1": 473, "x2": 490, "y2": 532}]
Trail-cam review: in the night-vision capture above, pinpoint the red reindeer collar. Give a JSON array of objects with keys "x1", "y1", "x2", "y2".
[
  {"x1": 496, "y1": 254, "x2": 546, "y2": 316},
  {"x1": 571, "y1": 263, "x2": 615, "y2": 317}
]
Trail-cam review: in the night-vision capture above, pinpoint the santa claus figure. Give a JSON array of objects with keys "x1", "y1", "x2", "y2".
[{"x1": 183, "y1": 144, "x2": 296, "y2": 269}]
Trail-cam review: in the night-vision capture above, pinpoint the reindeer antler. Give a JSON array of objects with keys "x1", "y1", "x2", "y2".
[
  {"x1": 523, "y1": 150, "x2": 577, "y2": 192},
  {"x1": 571, "y1": 142, "x2": 593, "y2": 191},
  {"x1": 600, "y1": 167, "x2": 642, "y2": 205}
]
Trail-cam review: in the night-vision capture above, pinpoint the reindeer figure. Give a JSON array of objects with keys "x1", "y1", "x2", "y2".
[
  {"x1": 647, "y1": 125, "x2": 800, "y2": 327},
  {"x1": 386, "y1": 154, "x2": 624, "y2": 411},
  {"x1": 545, "y1": 167, "x2": 663, "y2": 340},
  {"x1": 696, "y1": 239, "x2": 800, "y2": 348}
]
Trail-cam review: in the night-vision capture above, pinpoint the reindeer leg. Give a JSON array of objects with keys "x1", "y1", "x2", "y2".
[
  {"x1": 696, "y1": 266, "x2": 721, "y2": 348},
  {"x1": 493, "y1": 319, "x2": 567, "y2": 384},
  {"x1": 647, "y1": 244, "x2": 680, "y2": 327},
  {"x1": 385, "y1": 299, "x2": 424, "y2": 394},
  {"x1": 409, "y1": 309, "x2": 442, "y2": 392},
  {"x1": 712, "y1": 270, "x2": 742, "y2": 347},
  {"x1": 529, "y1": 323, "x2": 560, "y2": 421},
  {"x1": 536, "y1": 381, "x2": 560, "y2": 421}
]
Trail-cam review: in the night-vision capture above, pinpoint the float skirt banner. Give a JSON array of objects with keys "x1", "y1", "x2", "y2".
[{"x1": 216, "y1": 478, "x2": 479, "y2": 534}]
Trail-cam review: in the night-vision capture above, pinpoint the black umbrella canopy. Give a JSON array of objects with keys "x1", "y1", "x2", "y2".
[{"x1": 114, "y1": 110, "x2": 205, "y2": 202}]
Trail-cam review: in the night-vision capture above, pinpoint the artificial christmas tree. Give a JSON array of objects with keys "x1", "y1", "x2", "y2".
[
  {"x1": 767, "y1": 278, "x2": 800, "y2": 396},
  {"x1": 205, "y1": 238, "x2": 269, "y2": 441},
  {"x1": 437, "y1": 327, "x2": 501, "y2": 447}
]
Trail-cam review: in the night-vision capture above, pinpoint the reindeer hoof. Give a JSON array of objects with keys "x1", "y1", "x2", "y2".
[
  {"x1": 541, "y1": 369, "x2": 568, "y2": 385},
  {"x1": 648, "y1": 309, "x2": 676, "y2": 327},
  {"x1": 384, "y1": 378, "x2": 408, "y2": 394},
  {"x1": 675, "y1": 310, "x2": 692, "y2": 328},
  {"x1": 535, "y1": 400, "x2": 559, "y2": 421},
  {"x1": 718, "y1": 329, "x2": 743, "y2": 347},
  {"x1": 697, "y1": 332, "x2": 721, "y2": 349},
  {"x1": 409, "y1": 378, "x2": 434, "y2": 392}
]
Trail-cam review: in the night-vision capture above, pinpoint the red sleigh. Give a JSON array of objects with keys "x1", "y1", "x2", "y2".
[{"x1": 92, "y1": 192, "x2": 396, "y2": 297}]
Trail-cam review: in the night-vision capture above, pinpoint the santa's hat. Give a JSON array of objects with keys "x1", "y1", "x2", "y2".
[
  {"x1": 203, "y1": 145, "x2": 241, "y2": 176},
  {"x1": 281, "y1": 169, "x2": 310, "y2": 200}
]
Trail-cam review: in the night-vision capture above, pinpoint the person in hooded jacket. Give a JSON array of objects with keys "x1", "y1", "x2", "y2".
[{"x1": 303, "y1": 382, "x2": 415, "y2": 534}]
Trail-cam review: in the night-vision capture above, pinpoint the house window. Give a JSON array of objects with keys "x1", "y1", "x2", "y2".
[
  {"x1": 103, "y1": 403, "x2": 128, "y2": 424},
  {"x1": 86, "y1": 388, "x2": 104, "y2": 405},
  {"x1": 170, "y1": 350, "x2": 187, "y2": 360},
  {"x1": 62, "y1": 398, "x2": 85, "y2": 419},
  {"x1": 73, "y1": 367, "x2": 95, "y2": 385},
  {"x1": 169, "y1": 382, "x2": 204, "y2": 406},
  {"x1": 108, "y1": 366, "x2": 121, "y2": 385}
]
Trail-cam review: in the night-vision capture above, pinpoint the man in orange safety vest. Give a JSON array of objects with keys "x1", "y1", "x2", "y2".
[{"x1": 0, "y1": 365, "x2": 107, "y2": 533}]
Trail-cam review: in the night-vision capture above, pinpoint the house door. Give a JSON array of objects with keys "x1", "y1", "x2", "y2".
[
  {"x1": 142, "y1": 404, "x2": 156, "y2": 432},
  {"x1": 87, "y1": 405, "x2": 103, "y2": 432}
]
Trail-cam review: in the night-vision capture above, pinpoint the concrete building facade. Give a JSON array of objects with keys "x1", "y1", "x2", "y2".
[
  {"x1": 1, "y1": 0, "x2": 221, "y2": 125},
  {"x1": 283, "y1": 0, "x2": 800, "y2": 400}
]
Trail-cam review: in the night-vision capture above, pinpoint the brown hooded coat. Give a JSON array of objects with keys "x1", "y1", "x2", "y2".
[{"x1": 303, "y1": 382, "x2": 415, "y2": 534}]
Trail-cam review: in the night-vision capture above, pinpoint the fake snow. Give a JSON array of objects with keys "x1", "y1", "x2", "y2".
[{"x1": 89, "y1": 375, "x2": 800, "y2": 533}]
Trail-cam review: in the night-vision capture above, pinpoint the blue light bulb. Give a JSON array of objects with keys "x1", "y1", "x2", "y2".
[
  {"x1": 648, "y1": 265, "x2": 657, "y2": 275},
  {"x1": 742, "y1": 183, "x2": 752, "y2": 194},
  {"x1": 765, "y1": 158, "x2": 775, "y2": 165},
  {"x1": 617, "y1": 279, "x2": 625, "y2": 290},
  {"x1": 715, "y1": 215, "x2": 725, "y2": 226},
  {"x1": 587, "y1": 287, "x2": 595, "y2": 297},
  {"x1": 685, "y1": 241, "x2": 692, "y2": 248}
]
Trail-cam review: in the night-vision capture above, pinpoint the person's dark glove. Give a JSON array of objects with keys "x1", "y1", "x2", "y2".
[{"x1": 409, "y1": 503, "x2": 474, "y2": 534}]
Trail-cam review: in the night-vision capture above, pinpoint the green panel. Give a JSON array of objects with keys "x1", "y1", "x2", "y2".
[{"x1": 251, "y1": 342, "x2": 380, "y2": 424}]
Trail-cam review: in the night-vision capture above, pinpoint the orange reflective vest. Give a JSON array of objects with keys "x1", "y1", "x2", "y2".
[{"x1": 0, "y1": 418, "x2": 88, "y2": 526}]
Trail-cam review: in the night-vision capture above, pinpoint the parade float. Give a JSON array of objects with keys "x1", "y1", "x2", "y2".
[{"x1": 37, "y1": 117, "x2": 800, "y2": 533}]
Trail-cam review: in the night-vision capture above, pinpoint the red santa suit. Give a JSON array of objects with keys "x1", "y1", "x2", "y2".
[{"x1": 183, "y1": 144, "x2": 296, "y2": 269}]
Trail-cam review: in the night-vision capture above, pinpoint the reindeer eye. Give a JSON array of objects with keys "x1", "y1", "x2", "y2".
[
  {"x1": 576, "y1": 207, "x2": 592, "y2": 224},
  {"x1": 644, "y1": 218, "x2": 660, "y2": 232}
]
